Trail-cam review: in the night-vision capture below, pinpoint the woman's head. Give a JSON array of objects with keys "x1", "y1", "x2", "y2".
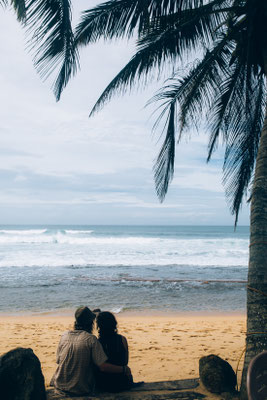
[{"x1": 97, "y1": 311, "x2": 118, "y2": 336}]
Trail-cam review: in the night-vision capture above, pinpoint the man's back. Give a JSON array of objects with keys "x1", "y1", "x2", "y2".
[{"x1": 51, "y1": 330, "x2": 107, "y2": 395}]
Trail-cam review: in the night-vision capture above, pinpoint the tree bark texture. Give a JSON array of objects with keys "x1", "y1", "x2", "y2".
[{"x1": 240, "y1": 100, "x2": 267, "y2": 399}]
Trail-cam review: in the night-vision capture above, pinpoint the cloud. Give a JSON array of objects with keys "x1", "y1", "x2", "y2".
[{"x1": 172, "y1": 166, "x2": 224, "y2": 193}]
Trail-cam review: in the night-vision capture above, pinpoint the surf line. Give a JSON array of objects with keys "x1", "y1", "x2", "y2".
[{"x1": 90, "y1": 277, "x2": 247, "y2": 284}]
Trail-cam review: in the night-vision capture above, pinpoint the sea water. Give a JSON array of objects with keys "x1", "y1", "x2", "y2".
[{"x1": 0, "y1": 225, "x2": 249, "y2": 314}]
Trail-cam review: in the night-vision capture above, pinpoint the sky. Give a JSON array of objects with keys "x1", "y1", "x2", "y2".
[{"x1": 0, "y1": 2, "x2": 250, "y2": 226}]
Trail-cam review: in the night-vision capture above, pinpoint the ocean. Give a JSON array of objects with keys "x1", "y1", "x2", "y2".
[{"x1": 0, "y1": 225, "x2": 249, "y2": 314}]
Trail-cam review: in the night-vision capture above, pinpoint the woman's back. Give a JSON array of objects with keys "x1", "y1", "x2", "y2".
[
  {"x1": 96, "y1": 312, "x2": 133, "y2": 392},
  {"x1": 99, "y1": 333, "x2": 127, "y2": 366}
]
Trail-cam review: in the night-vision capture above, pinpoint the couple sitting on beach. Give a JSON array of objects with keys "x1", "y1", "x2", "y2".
[{"x1": 50, "y1": 306, "x2": 137, "y2": 396}]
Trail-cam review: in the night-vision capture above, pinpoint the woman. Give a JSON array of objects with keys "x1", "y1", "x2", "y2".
[{"x1": 96, "y1": 311, "x2": 133, "y2": 392}]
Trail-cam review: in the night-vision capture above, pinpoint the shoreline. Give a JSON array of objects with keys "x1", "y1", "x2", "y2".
[{"x1": 0, "y1": 308, "x2": 246, "y2": 318}]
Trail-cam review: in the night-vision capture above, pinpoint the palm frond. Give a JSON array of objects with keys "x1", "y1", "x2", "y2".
[
  {"x1": 25, "y1": 0, "x2": 79, "y2": 100},
  {"x1": 147, "y1": 35, "x2": 233, "y2": 200},
  {"x1": 176, "y1": 40, "x2": 232, "y2": 133},
  {"x1": 0, "y1": 0, "x2": 8, "y2": 9},
  {"x1": 154, "y1": 102, "x2": 176, "y2": 201},
  {"x1": 90, "y1": 2, "x2": 231, "y2": 117},
  {"x1": 142, "y1": 0, "x2": 231, "y2": 44},
  {"x1": 207, "y1": 60, "x2": 243, "y2": 160},
  {"x1": 75, "y1": 0, "x2": 209, "y2": 46},
  {"x1": 75, "y1": 0, "x2": 150, "y2": 44},
  {"x1": 11, "y1": 0, "x2": 26, "y2": 20},
  {"x1": 244, "y1": 0, "x2": 266, "y2": 72},
  {"x1": 223, "y1": 70, "x2": 265, "y2": 224}
]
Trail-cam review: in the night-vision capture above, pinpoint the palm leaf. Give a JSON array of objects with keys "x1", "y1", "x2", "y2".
[
  {"x1": 153, "y1": 102, "x2": 176, "y2": 201},
  {"x1": 75, "y1": 0, "x2": 208, "y2": 46},
  {"x1": 222, "y1": 70, "x2": 265, "y2": 224},
  {"x1": 147, "y1": 35, "x2": 233, "y2": 200},
  {"x1": 25, "y1": 0, "x2": 79, "y2": 100},
  {"x1": 0, "y1": 0, "x2": 7, "y2": 10},
  {"x1": 90, "y1": 1, "x2": 230, "y2": 116},
  {"x1": 11, "y1": 0, "x2": 26, "y2": 20},
  {"x1": 207, "y1": 60, "x2": 244, "y2": 160}
]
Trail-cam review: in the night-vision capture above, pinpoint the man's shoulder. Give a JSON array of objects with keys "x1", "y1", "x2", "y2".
[
  {"x1": 69, "y1": 330, "x2": 98, "y2": 344},
  {"x1": 80, "y1": 331, "x2": 97, "y2": 341},
  {"x1": 60, "y1": 330, "x2": 97, "y2": 340}
]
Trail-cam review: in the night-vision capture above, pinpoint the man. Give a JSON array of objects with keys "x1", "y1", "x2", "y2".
[{"x1": 50, "y1": 306, "x2": 131, "y2": 396}]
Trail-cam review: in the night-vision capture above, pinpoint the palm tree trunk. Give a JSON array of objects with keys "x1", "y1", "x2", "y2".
[{"x1": 240, "y1": 85, "x2": 267, "y2": 398}]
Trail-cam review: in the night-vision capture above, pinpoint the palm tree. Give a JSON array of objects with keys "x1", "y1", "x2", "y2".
[
  {"x1": 4, "y1": 1, "x2": 267, "y2": 398},
  {"x1": 54, "y1": 1, "x2": 266, "y2": 398}
]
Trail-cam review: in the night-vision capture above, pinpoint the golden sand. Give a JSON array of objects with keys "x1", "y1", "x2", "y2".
[{"x1": 0, "y1": 312, "x2": 246, "y2": 399}]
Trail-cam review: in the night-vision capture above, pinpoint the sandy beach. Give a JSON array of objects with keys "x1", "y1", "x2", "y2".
[{"x1": 0, "y1": 312, "x2": 246, "y2": 398}]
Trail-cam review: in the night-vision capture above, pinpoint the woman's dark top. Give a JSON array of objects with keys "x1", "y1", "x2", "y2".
[{"x1": 96, "y1": 333, "x2": 133, "y2": 392}]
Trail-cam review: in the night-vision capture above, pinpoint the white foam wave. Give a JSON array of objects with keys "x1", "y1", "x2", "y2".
[
  {"x1": 0, "y1": 229, "x2": 249, "y2": 268},
  {"x1": 0, "y1": 229, "x2": 46, "y2": 235},
  {"x1": 0, "y1": 235, "x2": 151, "y2": 244},
  {"x1": 0, "y1": 233, "x2": 249, "y2": 247},
  {"x1": 110, "y1": 306, "x2": 124, "y2": 314},
  {"x1": 65, "y1": 230, "x2": 94, "y2": 234},
  {"x1": 0, "y1": 255, "x2": 248, "y2": 268}
]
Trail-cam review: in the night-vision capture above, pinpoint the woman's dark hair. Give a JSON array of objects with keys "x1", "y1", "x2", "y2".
[
  {"x1": 97, "y1": 311, "x2": 118, "y2": 338},
  {"x1": 74, "y1": 319, "x2": 94, "y2": 333}
]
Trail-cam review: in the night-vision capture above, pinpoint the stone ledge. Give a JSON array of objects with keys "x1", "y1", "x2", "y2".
[{"x1": 46, "y1": 378, "x2": 205, "y2": 400}]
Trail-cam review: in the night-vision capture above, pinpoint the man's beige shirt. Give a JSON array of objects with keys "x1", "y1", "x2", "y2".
[{"x1": 51, "y1": 330, "x2": 107, "y2": 395}]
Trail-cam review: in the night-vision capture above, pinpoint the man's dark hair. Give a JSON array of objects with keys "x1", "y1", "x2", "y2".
[{"x1": 74, "y1": 306, "x2": 95, "y2": 333}]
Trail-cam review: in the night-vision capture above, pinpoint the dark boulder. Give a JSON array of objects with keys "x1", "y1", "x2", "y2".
[
  {"x1": 0, "y1": 347, "x2": 46, "y2": 400},
  {"x1": 199, "y1": 354, "x2": 237, "y2": 394}
]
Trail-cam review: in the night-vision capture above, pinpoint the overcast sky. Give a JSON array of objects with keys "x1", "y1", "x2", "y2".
[{"x1": 0, "y1": 2, "x2": 250, "y2": 226}]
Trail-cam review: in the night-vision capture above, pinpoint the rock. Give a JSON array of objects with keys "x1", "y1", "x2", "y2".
[
  {"x1": 0, "y1": 347, "x2": 46, "y2": 400},
  {"x1": 199, "y1": 354, "x2": 237, "y2": 394}
]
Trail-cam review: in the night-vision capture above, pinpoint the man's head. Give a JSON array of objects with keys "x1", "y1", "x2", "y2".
[{"x1": 74, "y1": 306, "x2": 96, "y2": 332}]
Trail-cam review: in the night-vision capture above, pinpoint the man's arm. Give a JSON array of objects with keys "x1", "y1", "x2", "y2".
[
  {"x1": 56, "y1": 335, "x2": 65, "y2": 364},
  {"x1": 91, "y1": 335, "x2": 131, "y2": 376},
  {"x1": 99, "y1": 363, "x2": 131, "y2": 376}
]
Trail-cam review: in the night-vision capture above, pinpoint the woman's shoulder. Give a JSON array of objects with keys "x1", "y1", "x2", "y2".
[
  {"x1": 114, "y1": 333, "x2": 125, "y2": 339},
  {"x1": 114, "y1": 334, "x2": 128, "y2": 351},
  {"x1": 112, "y1": 333, "x2": 127, "y2": 345},
  {"x1": 118, "y1": 334, "x2": 127, "y2": 342},
  {"x1": 120, "y1": 335, "x2": 128, "y2": 347}
]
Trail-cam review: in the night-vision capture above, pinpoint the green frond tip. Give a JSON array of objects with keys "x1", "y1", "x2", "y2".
[
  {"x1": 0, "y1": 0, "x2": 8, "y2": 9},
  {"x1": 11, "y1": 0, "x2": 26, "y2": 21},
  {"x1": 25, "y1": 0, "x2": 79, "y2": 101},
  {"x1": 154, "y1": 102, "x2": 176, "y2": 202}
]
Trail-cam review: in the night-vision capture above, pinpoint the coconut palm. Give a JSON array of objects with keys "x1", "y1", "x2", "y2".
[{"x1": 53, "y1": 1, "x2": 266, "y2": 397}]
